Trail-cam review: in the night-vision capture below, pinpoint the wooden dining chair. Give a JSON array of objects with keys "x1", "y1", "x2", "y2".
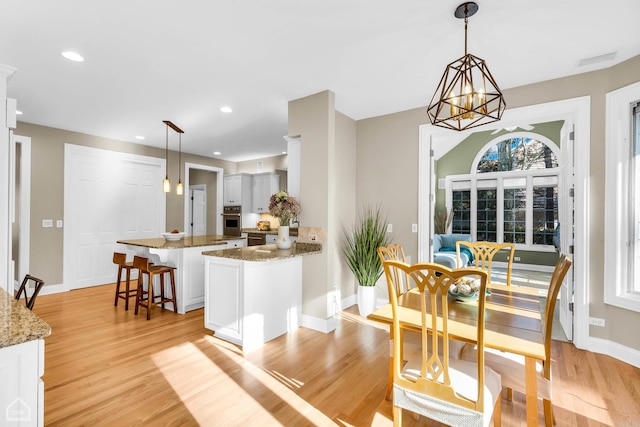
[
  {"x1": 15, "y1": 274, "x2": 45, "y2": 310},
  {"x1": 456, "y1": 241, "x2": 516, "y2": 286},
  {"x1": 460, "y1": 254, "x2": 572, "y2": 426},
  {"x1": 377, "y1": 244, "x2": 413, "y2": 400},
  {"x1": 382, "y1": 259, "x2": 502, "y2": 426}
]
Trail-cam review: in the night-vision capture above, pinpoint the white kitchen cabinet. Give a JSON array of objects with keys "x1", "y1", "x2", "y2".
[
  {"x1": 251, "y1": 172, "x2": 280, "y2": 214},
  {"x1": 265, "y1": 234, "x2": 297, "y2": 244},
  {"x1": 226, "y1": 239, "x2": 246, "y2": 248},
  {"x1": 223, "y1": 173, "x2": 252, "y2": 209},
  {"x1": 204, "y1": 255, "x2": 302, "y2": 353},
  {"x1": 0, "y1": 339, "x2": 45, "y2": 427}
]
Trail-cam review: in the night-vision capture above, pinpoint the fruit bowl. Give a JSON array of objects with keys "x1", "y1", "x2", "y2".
[
  {"x1": 448, "y1": 278, "x2": 490, "y2": 302},
  {"x1": 162, "y1": 232, "x2": 185, "y2": 241}
]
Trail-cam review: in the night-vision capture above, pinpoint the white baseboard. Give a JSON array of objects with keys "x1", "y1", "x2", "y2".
[
  {"x1": 300, "y1": 314, "x2": 337, "y2": 333},
  {"x1": 587, "y1": 336, "x2": 640, "y2": 369},
  {"x1": 36, "y1": 283, "x2": 67, "y2": 296}
]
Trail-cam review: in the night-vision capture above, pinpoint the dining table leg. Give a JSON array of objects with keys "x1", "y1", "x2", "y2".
[{"x1": 525, "y1": 356, "x2": 539, "y2": 426}]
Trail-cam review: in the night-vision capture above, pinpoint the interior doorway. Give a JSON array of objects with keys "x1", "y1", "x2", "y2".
[
  {"x1": 183, "y1": 163, "x2": 224, "y2": 236},
  {"x1": 418, "y1": 97, "x2": 590, "y2": 350}
]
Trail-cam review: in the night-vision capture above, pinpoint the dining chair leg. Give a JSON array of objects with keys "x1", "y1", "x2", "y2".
[
  {"x1": 494, "y1": 396, "x2": 502, "y2": 427},
  {"x1": 543, "y1": 399, "x2": 554, "y2": 426},
  {"x1": 506, "y1": 387, "x2": 513, "y2": 402},
  {"x1": 392, "y1": 405, "x2": 402, "y2": 427}
]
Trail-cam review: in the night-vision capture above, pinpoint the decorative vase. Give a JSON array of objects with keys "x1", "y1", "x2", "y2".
[
  {"x1": 357, "y1": 285, "x2": 377, "y2": 317},
  {"x1": 276, "y1": 225, "x2": 292, "y2": 249}
]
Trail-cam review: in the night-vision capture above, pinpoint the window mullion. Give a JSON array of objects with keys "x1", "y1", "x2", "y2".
[
  {"x1": 526, "y1": 175, "x2": 533, "y2": 246},
  {"x1": 497, "y1": 177, "x2": 504, "y2": 243},
  {"x1": 471, "y1": 179, "x2": 477, "y2": 239}
]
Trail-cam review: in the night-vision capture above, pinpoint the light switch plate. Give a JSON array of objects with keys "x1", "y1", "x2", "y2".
[{"x1": 42, "y1": 219, "x2": 53, "y2": 228}]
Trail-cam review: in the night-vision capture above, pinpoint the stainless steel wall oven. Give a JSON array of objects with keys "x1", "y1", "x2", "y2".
[{"x1": 222, "y1": 206, "x2": 242, "y2": 236}]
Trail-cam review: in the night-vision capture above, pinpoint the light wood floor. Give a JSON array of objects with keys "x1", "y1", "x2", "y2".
[{"x1": 33, "y1": 283, "x2": 640, "y2": 426}]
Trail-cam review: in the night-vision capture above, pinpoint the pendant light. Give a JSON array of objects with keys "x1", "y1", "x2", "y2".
[
  {"x1": 162, "y1": 122, "x2": 171, "y2": 192},
  {"x1": 427, "y1": 2, "x2": 505, "y2": 131},
  {"x1": 161, "y1": 120, "x2": 184, "y2": 194},
  {"x1": 176, "y1": 132, "x2": 184, "y2": 195}
]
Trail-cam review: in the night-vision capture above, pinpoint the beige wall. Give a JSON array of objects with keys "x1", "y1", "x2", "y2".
[
  {"x1": 288, "y1": 90, "x2": 337, "y2": 320},
  {"x1": 356, "y1": 55, "x2": 640, "y2": 350},
  {"x1": 236, "y1": 155, "x2": 287, "y2": 174},
  {"x1": 14, "y1": 122, "x2": 236, "y2": 286}
]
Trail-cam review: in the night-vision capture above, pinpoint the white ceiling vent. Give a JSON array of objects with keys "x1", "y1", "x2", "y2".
[{"x1": 577, "y1": 51, "x2": 617, "y2": 68}]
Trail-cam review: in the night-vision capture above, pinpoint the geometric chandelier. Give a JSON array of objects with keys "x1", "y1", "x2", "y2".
[{"x1": 427, "y1": 2, "x2": 506, "y2": 131}]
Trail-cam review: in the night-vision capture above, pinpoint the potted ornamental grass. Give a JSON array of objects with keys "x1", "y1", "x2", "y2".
[{"x1": 342, "y1": 206, "x2": 391, "y2": 316}]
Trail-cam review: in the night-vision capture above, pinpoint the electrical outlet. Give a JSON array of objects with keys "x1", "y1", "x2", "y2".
[
  {"x1": 56, "y1": 220, "x2": 63, "y2": 228},
  {"x1": 411, "y1": 223, "x2": 418, "y2": 233},
  {"x1": 513, "y1": 256, "x2": 521, "y2": 262},
  {"x1": 387, "y1": 224, "x2": 393, "y2": 233},
  {"x1": 589, "y1": 317, "x2": 605, "y2": 327},
  {"x1": 309, "y1": 234, "x2": 318, "y2": 242}
]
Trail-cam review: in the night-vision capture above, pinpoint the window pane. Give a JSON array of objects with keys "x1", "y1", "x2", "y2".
[
  {"x1": 477, "y1": 189, "x2": 497, "y2": 242},
  {"x1": 477, "y1": 137, "x2": 559, "y2": 173},
  {"x1": 532, "y1": 185, "x2": 558, "y2": 245},
  {"x1": 504, "y1": 188, "x2": 526, "y2": 244},
  {"x1": 452, "y1": 190, "x2": 471, "y2": 234}
]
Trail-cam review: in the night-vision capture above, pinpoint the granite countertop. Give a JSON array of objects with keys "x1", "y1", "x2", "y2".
[
  {"x1": 202, "y1": 242, "x2": 322, "y2": 261},
  {"x1": 117, "y1": 234, "x2": 246, "y2": 249},
  {"x1": 242, "y1": 227, "x2": 299, "y2": 236},
  {"x1": 0, "y1": 288, "x2": 51, "y2": 349}
]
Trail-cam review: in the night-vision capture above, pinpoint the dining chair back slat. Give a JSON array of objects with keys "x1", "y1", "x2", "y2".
[
  {"x1": 15, "y1": 274, "x2": 45, "y2": 310},
  {"x1": 457, "y1": 241, "x2": 516, "y2": 286}
]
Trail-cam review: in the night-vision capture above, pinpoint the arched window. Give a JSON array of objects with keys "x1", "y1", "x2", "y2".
[{"x1": 447, "y1": 132, "x2": 561, "y2": 250}]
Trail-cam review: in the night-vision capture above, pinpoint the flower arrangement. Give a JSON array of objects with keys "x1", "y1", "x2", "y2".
[{"x1": 268, "y1": 191, "x2": 301, "y2": 226}]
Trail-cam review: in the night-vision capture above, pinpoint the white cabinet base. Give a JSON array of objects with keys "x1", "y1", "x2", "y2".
[
  {"x1": 204, "y1": 256, "x2": 302, "y2": 353},
  {"x1": 0, "y1": 339, "x2": 45, "y2": 426}
]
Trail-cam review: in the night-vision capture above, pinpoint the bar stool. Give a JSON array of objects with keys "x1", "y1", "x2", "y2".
[
  {"x1": 133, "y1": 255, "x2": 177, "y2": 320},
  {"x1": 113, "y1": 252, "x2": 137, "y2": 310}
]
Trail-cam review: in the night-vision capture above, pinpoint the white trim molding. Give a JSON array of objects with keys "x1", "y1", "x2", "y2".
[{"x1": 604, "y1": 81, "x2": 640, "y2": 312}]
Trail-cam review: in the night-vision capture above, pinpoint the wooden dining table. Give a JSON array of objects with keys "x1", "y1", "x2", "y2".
[{"x1": 368, "y1": 283, "x2": 546, "y2": 427}]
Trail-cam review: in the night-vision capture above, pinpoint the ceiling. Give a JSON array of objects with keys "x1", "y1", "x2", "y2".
[{"x1": 2, "y1": 1, "x2": 639, "y2": 162}]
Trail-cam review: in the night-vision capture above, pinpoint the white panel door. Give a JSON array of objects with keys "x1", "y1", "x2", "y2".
[
  {"x1": 64, "y1": 144, "x2": 166, "y2": 290},
  {"x1": 189, "y1": 186, "x2": 206, "y2": 236}
]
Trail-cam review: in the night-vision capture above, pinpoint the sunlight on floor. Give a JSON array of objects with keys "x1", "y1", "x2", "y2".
[{"x1": 151, "y1": 335, "x2": 335, "y2": 425}]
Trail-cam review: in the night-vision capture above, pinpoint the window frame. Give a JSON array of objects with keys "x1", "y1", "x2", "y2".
[
  {"x1": 445, "y1": 132, "x2": 561, "y2": 252},
  {"x1": 604, "y1": 82, "x2": 640, "y2": 312}
]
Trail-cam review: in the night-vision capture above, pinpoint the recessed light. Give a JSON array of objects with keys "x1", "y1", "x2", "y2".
[
  {"x1": 213, "y1": 151, "x2": 222, "y2": 155},
  {"x1": 61, "y1": 51, "x2": 85, "y2": 62},
  {"x1": 220, "y1": 106, "x2": 232, "y2": 113},
  {"x1": 135, "y1": 135, "x2": 145, "y2": 140},
  {"x1": 16, "y1": 110, "x2": 23, "y2": 115}
]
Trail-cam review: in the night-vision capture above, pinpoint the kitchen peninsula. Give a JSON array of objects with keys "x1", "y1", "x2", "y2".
[
  {"x1": 116, "y1": 235, "x2": 246, "y2": 314},
  {"x1": 1, "y1": 287, "x2": 51, "y2": 426},
  {"x1": 202, "y1": 242, "x2": 322, "y2": 353}
]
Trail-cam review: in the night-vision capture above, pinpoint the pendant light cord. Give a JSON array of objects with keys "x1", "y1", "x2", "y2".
[{"x1": 165, "y1": 124, "x2": 169, "y2": 179}]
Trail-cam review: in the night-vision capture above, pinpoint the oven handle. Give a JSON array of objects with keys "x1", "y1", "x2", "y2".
[{"x1": 221, "y1": 213, "x2": 241, "y2": 216}]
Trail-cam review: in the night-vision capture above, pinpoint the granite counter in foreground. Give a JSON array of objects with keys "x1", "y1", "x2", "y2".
[
  {"x1": 0, "y1": 287, "x2": 51, "y2": 349},
  {"x1": 117, "y1": 234, "x2": 245, "y2": 250},
  {"x1": 202, "y1": 242, "x2": 322, "y2": 261}
]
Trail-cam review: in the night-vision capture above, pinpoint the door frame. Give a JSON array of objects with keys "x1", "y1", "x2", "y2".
[
  {"x1": 418, "y1": 96, "x2": 590, "y2": 350},
  {"x1": 183, "y1": 163, "x2": 223, "y2": 235},
  {"x1": 12, "y1": 134, "x2": 31, "y2": 289}
]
